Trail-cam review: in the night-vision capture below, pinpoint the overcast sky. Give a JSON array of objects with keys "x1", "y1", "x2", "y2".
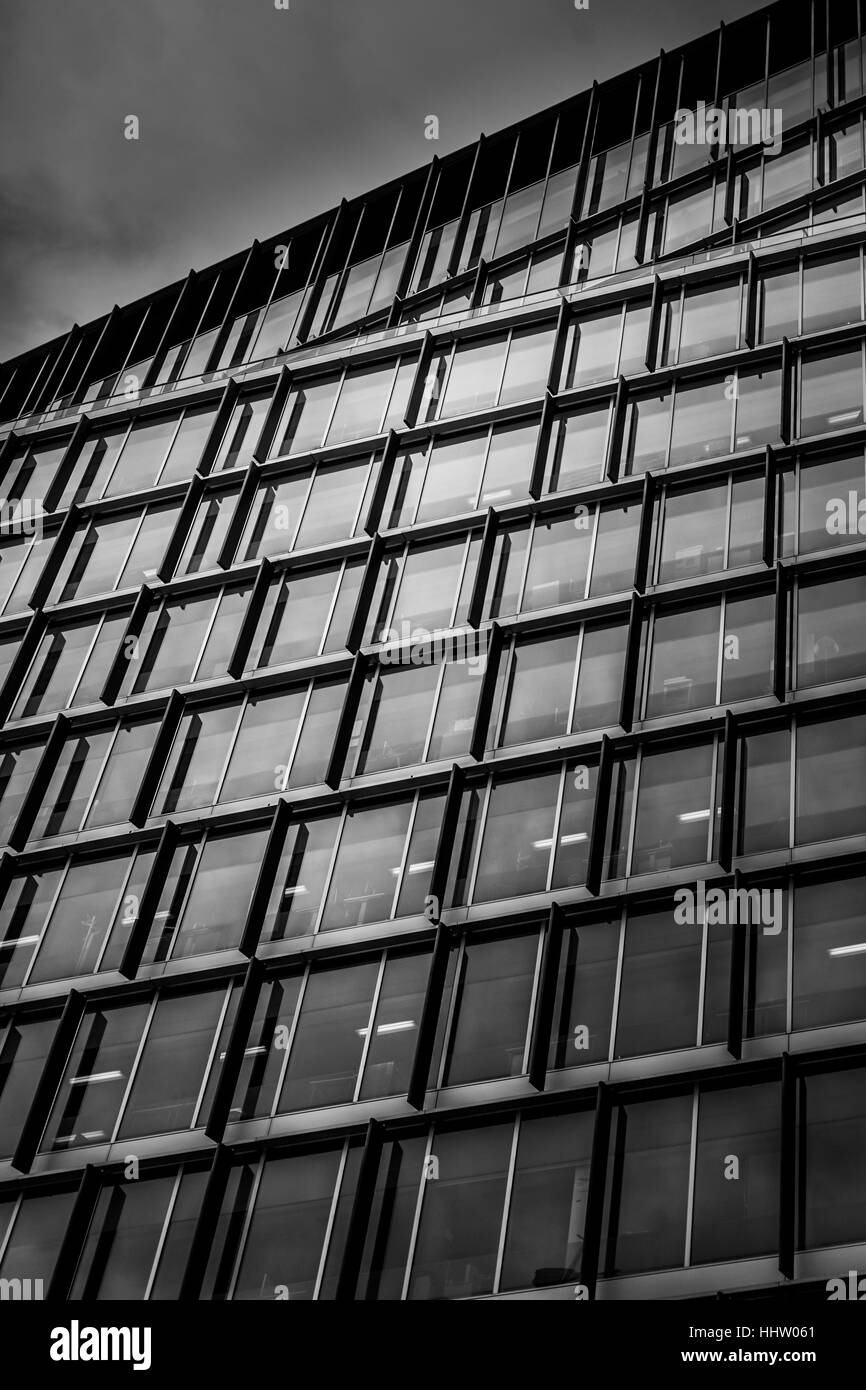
[{"x1": 0, "y1": 0, "x2": 763, "y2": 361}]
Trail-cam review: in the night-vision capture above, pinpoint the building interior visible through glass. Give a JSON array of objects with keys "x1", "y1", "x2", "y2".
[{"x1": 1, "y1": 0, "x2": 866, "y2": 1301}]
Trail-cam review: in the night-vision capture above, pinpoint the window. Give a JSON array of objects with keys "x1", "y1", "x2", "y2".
[
  {"x1": 545, "y1": 403, "x2": 611, "y2": 492},
  {"x1": 0, "y1": 1189, "x2": 77, "y2": 1290},
  {"x1": 691, "y1": 1082, "x2": 780, "y2": 1263},
  {"x1": 758, "y1": 265, "x2": 799, "y2": 342},
  {"x1": 677, "y1": 280, "x2": 741, "y2": 364},
  {"x1": 632, "y1": 742, "x2": 715, "y2": 875},
  {"x1": 442, "y1": 930, "x2": 539, "y2": 1086},
  {"x1": 408, "y1": 1123, "x2": 513, "y2": 1300},
  {"x1": 794, "y1": 876, "x2": 866, "y2": 1030},
  {"x1": 800, "y1": 347, "x2": 864, "y2": 437},
  {"x1": 248, "y1": 560, "x2": 362, "y2": 668},
  {"x1": 602, "y1": 1093, "x2": 692, "y2": 1274},
  {"x1": 801, "y1": 1066, "x2": 866, "y2": 1249},
  {"x1": 211, "y1": 390, "x2": 271, "y2": 472},
  {"x1": 51, "y1": 503, "x2": 178, "y2": 602},
  {"x1": 0, "y1": 1015, "x2": 58, "y2": 1156},
  {"x1": 145, "y1": 827, "x2": 268, "y2": 962},
  {"x1": 219, "y1": 680, "x2": 341, "y2": 802},
  {"x1": 39, "y1": 988, "x2": 227, "y2": 1151},
  {"x1": 176, "y1": 490, "x2": 237, "y2": 576},
  {"x1": 473, "y1": 770, "x2": 561, "y2": 902},
  {"x1": 499, "y1": 1109, "x2": 593, "y2": 1291},
  {"x1": 737, "y1": 727, "x2": 791, "y2": 855},
  {"x1": 802, "y1": 253, "x2": 863, "y2": 335},
  {"x1": 11, "y1": 610, "x2": 129, "y2": 719},
  {"x1": 70, "y1": 1168, "x2": 206, "y2": 1300},
  {"x1": 550, "y1": 915, "x2": 619, "y2": 1068},
  {"x1": 796, "y1": 713, "x2": 866, "y2": 846},
  {"x1": 796, "y1": 574, "x2": 866, "y2": 688}
]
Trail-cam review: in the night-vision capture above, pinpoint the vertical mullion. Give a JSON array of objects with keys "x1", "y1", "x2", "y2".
[
  {"x1": 492, "y1": 1114, "x2": 521, "y2": 1294},
  {"x1": 683, "y1": 1085, "x2": 700, "y2": 1269},
  {"x1": 353, "y1": 953, "x2": 387, "y2": 1103}
]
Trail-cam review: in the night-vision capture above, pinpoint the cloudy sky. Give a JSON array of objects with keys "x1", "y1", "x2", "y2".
[{"x1": 0, "y1": 0, "x2": 762, "y2": 361}]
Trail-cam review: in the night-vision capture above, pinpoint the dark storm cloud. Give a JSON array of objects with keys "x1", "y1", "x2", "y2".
[{"x1": 0, "y1": 0, "x2": 762, "y2": 361}]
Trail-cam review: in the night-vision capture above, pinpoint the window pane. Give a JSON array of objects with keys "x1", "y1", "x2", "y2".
[
  {"x1": 500, "y1": 1109, "x2": 593, "y2": 1291},
  {"x1": 545, "y1": 403, "x2": 610, "y2": 492},
  {"x1": 523, "y1": 514, "x2": 591, "y2": 612},
  {"x1": 669, "y1": 377, "x2": 732, "y2": 466},
  {"x1": 738, "y1": 727, "x2": 791, "y2": 854},
  {"x1": 440, "y1": 338, "x2": 506, "y2": 418},
  {"x1": 802, "y1": 1068, "x2": 866, "y2": 1249},
  {"x1": 277, "y1": 375, "x2": 340, "y2": 456},
  {"x1": 473, "y1": 771, "x2": 560, "y2": 902},
  {"x1": 444, "y1": 932, "x2": 538, "y2": 1085},
  {"x1": 691, "y1": 1082, "x2": 779, "y2": 1263},
  {"x1": 721, "y1": 593, "x2": 774, "y2": 702},
  {"x1": 549, "y1": 918, "x2": 619, "y2": 1067},
  {"x1": 155, "y1": 705, "x2": 238, "y2": 814},
  {"x1": 632, "y1": 743, "x2": 714, "y2": 874},
  {"x1": 30, "y1": 854, "x2": 130, "y2": 984},
  {"x1": 658, "y1": 482, "x2": 727, "y2": 582},
  {"x1": 796, "y1": 713, "x2": 866, "y2": 845},
  {"x1": 171, "y1": 830, "x2": 267, "y2": 960},
  {"x1": 800, "y1": 348, "x2": 863, "y2": 437},
  {"x1": 794, "y1": 876, "x2": 866, "y2": 1030},
  {"x1": 678, "y1": 281, "x2": 740, "y2": 363},
  {"x1": 359, "y1": 950, "x2": 429, "y2": 1101},
  {"x1": 320, "y1": 802, "x2": 411, "y2": 931},
  {"x1": 602, "y1": 1094, "x2": 692, "y2": 1274},
  {"x1": 799, "y1": 453, "x2": 866, "y2": 554},
  {"x1": 232, "y1": 1149, "x2": 343, "y2": 1301},
  {"x1": 279, "y1": 961, "x2": 378, "y2": 1112},
  {"x1": 408, "y1": 1123, "x2": 512, "y2": 1300},
  {"x1": 803, "y1": 254, "x2": 862, "y2": 335},
  {"x1": 41, "y1": 1001, "x2": 151, "y2": 1151},
  {"x1": 646, "y1": 604, "x2": 719, "y2": 717},
  {"x1": 0, "y1": 1016, "x2": 57, "y2": 1157},
  {"x1": 326, "y1": 362, "x2": 394, "y2": 446},
  {"x1": 500, "y1": 632, "x2": 578, "y2": 746},
  {"x1": 797, "y1": 574, "x2": 866, "y2": 687}
]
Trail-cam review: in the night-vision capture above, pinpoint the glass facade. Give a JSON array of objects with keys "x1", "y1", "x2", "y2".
[{"x1": 0, "y1": 0, "x2": 865, "y2": 1305}]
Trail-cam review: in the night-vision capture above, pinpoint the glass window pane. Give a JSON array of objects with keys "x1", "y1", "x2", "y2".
[
  {"x1": 30, "y1": 854, "x2": 130, "y2": 984},
  {"x1": 440, "y1": 338, "x2": 506, "y2": 418},
  {"x1": 500, "y1": 1109, "x2": 593, "y2": 1291},
  {"x1": 171, "y1": 829, "x2": 267, "y2": 960},
  {"x1": 602, "y1": 1094, "x2": 692, "y2": 1274},
  {"x1": 800, "y1": 348, "x2": 863, "y2": 437},
  {"x1": 669, "y1": 377, "x2": 733, "y2": 466},
  {"x1": 0, "y1": 1016, "x2": 57, "y2": 1157},
  {"x1": 523, "y1": 513, "x2": 591, "y2": 612},
  {"x1": 473, "y1": 771, "x2": 560, "y2": 903},
  {"x1": 797, "y1": 574, "x2": 866, "y2": 687},
  {"x1": 802, "y1": 1067, "x2": 866, "y2": 1249},
  {"x1": 632, "y1": 743, "x2": 714, "y2": 874},
  {"x1": 658, "y1": 482, "x2": 727, "y2": 582},
  {"x1": 549, "y1": 917, "x2": 619, "y2": 1067},
  {"x1": 803, "y1": 254, "x2": 862, "y2": 334},
  {"x1": 796, "y1": 713, "x2": 866, "y2": 845},
  {"x1": 408, "y1": 1123, "x2": 512, "y2": 1300},
  {"x1": 691, "y1": 1082, "x2": 780, "y2": 1264},
  {"x1": 794, "y1": 876, "x2": 866, "y2": 1030},
  {"x1": 155, "y1": 705, "x2": 239, "y2": 815},
  {"x1": 545, "y1": 403, "x2": 610, "y2": 492},
  {"x1": 738, "y1": 727, "x2": 791, "y2": 854},
  {"x1": 326, "y1": 362, "x2": 394, "y2": 446},
  {"x1": 500, "y1": 632, "x2": 578, "y2": 746},
  {"x1": 41, "y1": 1001, "x2": 151, "y2": 1151},
  {"x1": 444, "y1": 931, "x2": 538, "y2": 1086},
  {"x1": 320, "y1": 802, "x2": 411, "y2": 931},
  {"x1": 232, "y1": 1149, "x2": 343, "y2": 1300},
  {"x1": 279, "y1": 961, "x2": 378, "y2": 1112},
  {"x1": 646, "y1": 604, "x2": 719, "y2": 717}
]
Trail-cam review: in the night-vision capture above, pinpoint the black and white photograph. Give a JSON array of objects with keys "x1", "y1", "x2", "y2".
[{"x1": 0, "y1": 0, "x2": 863, "y2": 1368}]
